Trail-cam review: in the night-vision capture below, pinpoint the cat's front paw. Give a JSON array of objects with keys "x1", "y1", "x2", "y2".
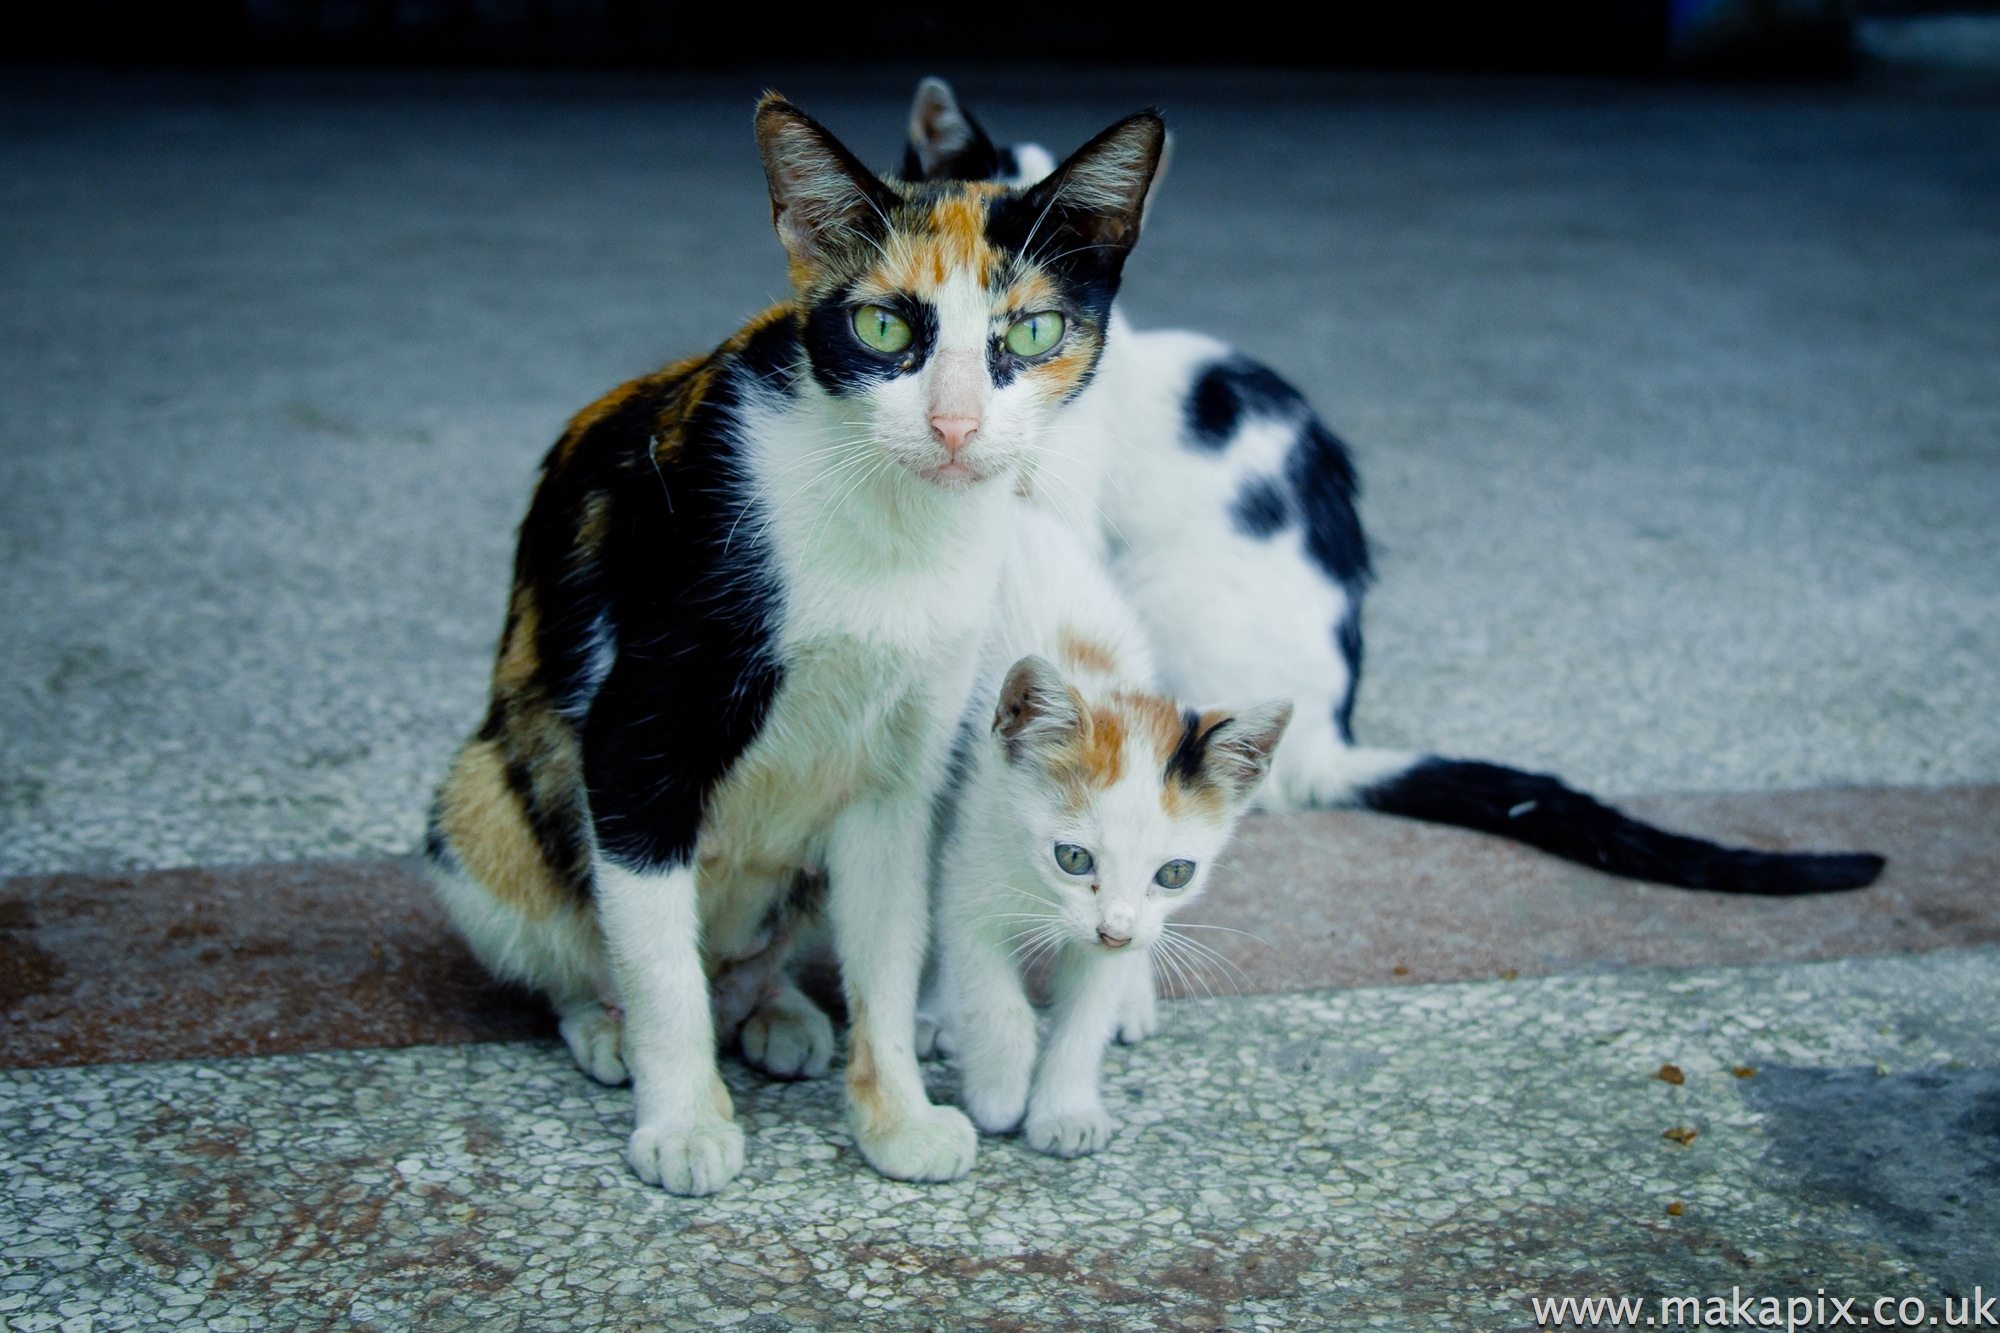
[
  {"x1": 855, "y1": 1103, "x2": 977, "y2": 1182},
  {"x1": 627, "y1": 1118, "x2": 745, "y2": 1195},
  {"x1": 1024, "y1": 1106, "x2": 1117, "y2": 1158},
  {"x1": 558, "y1": 1004, "x2": 628, "y2": 1085},
  {"x1": 740, "y1": 989, "x2": 835, "y2": 1080}
]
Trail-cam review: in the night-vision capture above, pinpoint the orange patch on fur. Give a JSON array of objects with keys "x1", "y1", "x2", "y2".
[
  {"x1": 928, "y1": 194, "x2": 994, "y2": 273},
  {"x1": 844, "y1": 999, "x2": 899, "y2": 1137},
  {"x1": 1043, "y1": 696, "x2": 1143, "y2": 811},
  {"x1": 491, "y1": 588, "x2": 541, "y2": 695},
  {"x1": 434, "y1": 737, "x2": 576, "y2": 921},
  {"x1": 1056, "y1": 628, "x2": 1119, "y2": 676}
]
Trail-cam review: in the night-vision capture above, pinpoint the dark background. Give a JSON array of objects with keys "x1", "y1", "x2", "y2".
[{"x1": 10, "y1": 0, "x2": 1962, "y2": 76}]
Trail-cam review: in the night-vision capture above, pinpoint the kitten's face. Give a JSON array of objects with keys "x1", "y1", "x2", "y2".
[
  {"x1": 993, "y1": 657, "x2": 1292, "y2": 956},
  {"x1": 756, "y1": 96, "x2": 1164, "y2": 492}
]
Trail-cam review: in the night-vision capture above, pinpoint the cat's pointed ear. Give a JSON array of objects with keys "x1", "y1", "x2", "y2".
[
  {"x1": 1140, "y1": 129, "x2": 1174, "y2": 227},
  {"x1": 901, "y1": 77, "x2": 1002, "y2": 181},
  {"x1": 755, "y1": 93, "x2": 897, "y2": 277},
  {"x1": 1013, "y1": 110, "x2": 1167, "y2": 263},
  {"x1": 994, "y1": 656, "x2": 1083, "y2": 762},
  {"x1": 1175, "y1": 701, "x2": 1294, "y2": 802}
]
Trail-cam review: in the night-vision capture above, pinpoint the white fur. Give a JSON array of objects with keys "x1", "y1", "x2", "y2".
[
  {"x1": 931, "y1": 503, "x2": 1284, "y2": 1157},
  {"x1": 1028, "y1": 312, "x2": 1417, "y2": 808}
]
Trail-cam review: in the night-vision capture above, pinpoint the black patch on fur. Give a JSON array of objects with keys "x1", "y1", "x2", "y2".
[
  {"x1": 984, "y1": 200, "x2": 1127, "y2": 325},
  {"x1": 1229, "y1": 475, "x2": 1289, "y2": 539},
  {"x1": 801, "y1": 292, "x2": 935, "y2": 398},
  {"x1": 1183, "y1": 357, "x2": 1371, "y2": 588},
  {"x1": 1163, "y1": 708, "x2": 1213, "y2": 790},
  {"x1": 1288, "y1": 420, "x2": 1369, "y2": 586},
  {"x1": 422, "y1": 799, "x2": 455, "y2": 868},
  {"x1": 1184, "y1": 358, "x2": 1300, "y2": 451},
  {"x1": 517, "y1": 334, "x2": 796, "y2": 874},
  {"x1": 1363, "y1": 758, "x2": 1886, "y2": 895},
  {"x1": 1333, "y1": 603, "x2": 1364, "y2": 744},
  {"x1": 896, "y1": 108, "x2": 1007, "y2": 183}
]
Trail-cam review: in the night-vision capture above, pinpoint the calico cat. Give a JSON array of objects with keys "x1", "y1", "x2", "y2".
[
  {"x1": 425, "y1": 92, "x2": 1167, "y2": 1194},
  {"x1": 930, "y1": 502, "x2": 1289, "y2": 1157},
  {"x1": 900, "y1": 77, "x2": 1885, "y2": 897}
]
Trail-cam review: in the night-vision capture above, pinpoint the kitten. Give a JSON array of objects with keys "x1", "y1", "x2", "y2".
[
  {"x1": 900, "y1": 77, "x2": 1884, "y2": 897},
  {"x1": 425, "y1": 92, "x2": 1166, "y2": 1194},
  {"x1": 931, "y1": 502, "x2": 1290, "y2": 1156}
]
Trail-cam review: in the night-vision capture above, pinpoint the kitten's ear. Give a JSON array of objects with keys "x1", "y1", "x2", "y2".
[
  {"x1": 994, "y1": 656, "x2": 1084, "y2": 762},
  {"x1": 901, "y1": 77, "x2": 1003, "y2": 182},
  {"x1": 755, "y1": 93, "x2": 897, "y2": 276},
  {"x1": 1186, "y1": 701, "x2": 1294, "y2": 801},
  {"x1": 1014, "y1": 110, "x2": 1167, "y2": 263}
]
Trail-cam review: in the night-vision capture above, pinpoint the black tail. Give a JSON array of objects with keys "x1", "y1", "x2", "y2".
[{"x1": 1361, "y1": 758, "x2": 1884, "y2": 895}]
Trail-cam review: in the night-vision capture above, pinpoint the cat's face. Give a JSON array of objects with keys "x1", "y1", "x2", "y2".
[
  {"x1": 756, "y1": 96, "x2": 1164, "y2": 491},
  {"x1": 992, "y1": 656, "x2": 1292, "y2": 955}
]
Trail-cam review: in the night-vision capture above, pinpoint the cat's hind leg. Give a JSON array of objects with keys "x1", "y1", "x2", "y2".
[
  {"x1": 425, "y1": 816, "x2": 624, "y2": 1084},
  {"x1": 740, "y1": 979, "x2": 836, "y2": 1080},
  {"x1": 557, "y1": 999, "x2": 627, "y2": 1086}
]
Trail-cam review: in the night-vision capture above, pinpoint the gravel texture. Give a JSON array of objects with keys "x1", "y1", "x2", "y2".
[
  {"x1": 3, "y1": 950, "x2": 1995, "y2": 1331},
  {"x1": 2, "y1": 69, "x2": 1997, "y2": 877}
]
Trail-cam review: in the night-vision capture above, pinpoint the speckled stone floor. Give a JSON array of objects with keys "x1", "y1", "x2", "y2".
[{"x1": 5, "y1": 951, "x2": 1997, "y2": 1332}]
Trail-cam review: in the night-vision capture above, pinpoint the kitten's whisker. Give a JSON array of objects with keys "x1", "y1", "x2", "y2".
[
  {"x1": 1156, "y1": 932, "x2": 1228, "y2": 1000},
  {"x1": 1152, "y1": 938, "x2": 1207, "y2": 1004},
  {"x1": 1165, "y1": 921, "x2": 1272, "y2": 949},
  {"x1": 1160, "y1": 931, "x2": 1248, "y2": 995}
]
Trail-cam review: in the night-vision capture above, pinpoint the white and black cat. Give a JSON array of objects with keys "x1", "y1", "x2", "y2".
[
  {"x1": 425, "y1": 92, "x2": 1168, "y2": 1194},
  {"x1": 899, "y1": 77, "x2": 1884, "y2": 897},
  {"x1": 930, "y1": 500, "x2": 1289, "y2": 1158}
]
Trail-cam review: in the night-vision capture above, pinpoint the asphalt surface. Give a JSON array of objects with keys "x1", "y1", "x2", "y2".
[{"x1": 3, "y1": 66, "x2": 1998, "y2": 876}]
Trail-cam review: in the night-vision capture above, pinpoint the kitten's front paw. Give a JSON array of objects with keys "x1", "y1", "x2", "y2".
[
  {"x1": 627, "y1": 1118, "x2": 745, "y2": 1196},
  {"x1": 558, "y1": 1004, "x2": 628, "y2": 1085},
  {"x1": 1116, "y1": 999, "x2": 1159, "y2": 1045},
  {"x1": 740, "y1": 989, "x2": 835, "y2": 1080},
  {"x1": 1117, "y1": 972, "x2": 1159, "y2": 1045},
  {"x1": 1024, "y1": 1106, "x2": 1117, "y2": 1158},
  {"x1": 855, "y1": 1104, "x2": 976, "y2": 1182}
]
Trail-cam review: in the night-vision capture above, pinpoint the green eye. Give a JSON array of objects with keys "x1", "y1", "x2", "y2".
[
  {"x1": 852, "y1": 305, "x2": 913, "y2": 354},
  {"x1": 1154, "y1": 859, "x2": 1195, "y2": 891},
  {"x1": 1053, "y1": 843, "x2": 1095, "y2": 876},
  {"x1": 1004, "y1": 311, "x2": 1065, "y2": 358}
]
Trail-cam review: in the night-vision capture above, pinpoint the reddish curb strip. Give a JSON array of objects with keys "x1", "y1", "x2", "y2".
[
  {"x1": 1180, "y1": 784, "x2": 2000, "y2": 995},
  {"x1": 2, "y1": 786, "x2": 1995, "y2": 1070},
  {"x1": 0, "y1": 859, "x2": 552, "y2": 1069}
]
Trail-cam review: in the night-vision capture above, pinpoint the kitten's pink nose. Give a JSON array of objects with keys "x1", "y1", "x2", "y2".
[
  {"x1": 1097, "y1": 927, "x2": 1131, "y2": 949},
  {"x1": 929, "y1": 415, "x2": 980, "y2": 458}
]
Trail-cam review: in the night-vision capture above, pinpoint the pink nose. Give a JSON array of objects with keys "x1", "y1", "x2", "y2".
[
  {"x1": 930, "y1": 415, "x2": 980, "y2": 458},
  {"x1": 1097, "y1": 928, "x2": 1131, "y2": 949}
]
